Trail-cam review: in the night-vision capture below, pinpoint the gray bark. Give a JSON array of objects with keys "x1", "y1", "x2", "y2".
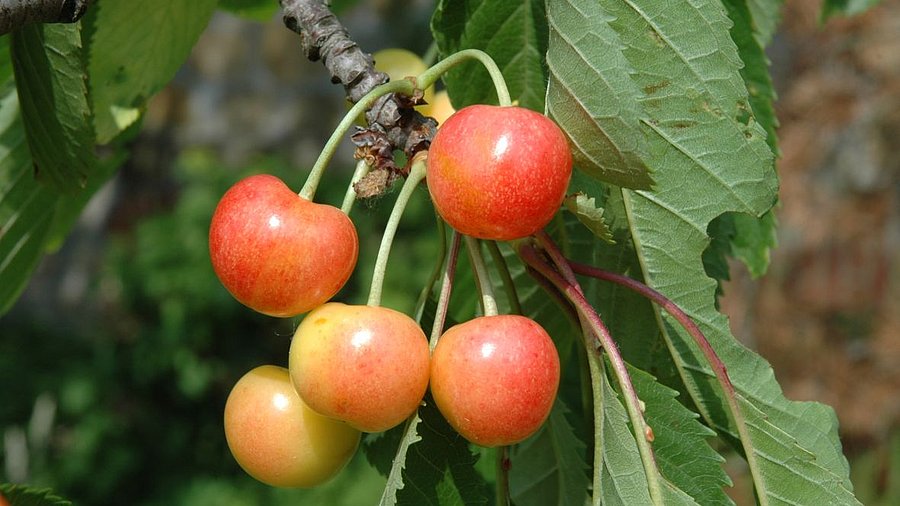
[
  {"x1": 0, "y1": 0, "x2": 90, "y2": 35},
  {"x1": 279, "y1": 0, "x2": 437, "y2": 197}
]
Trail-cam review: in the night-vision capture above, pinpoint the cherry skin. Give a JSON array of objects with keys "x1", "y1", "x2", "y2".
[
  {"x1": 223, "y1": 365, "x2": 360, "y2": 488},
  {"x1": 289, "y1": 302, "x2": 430, "y2": 432},
  {"x1": 426, "y1": 104, "x2": 572, "y2": 241},
  {"x1": 430, "y1": 314, "x2": 560, "y2": 447},
  {"x1": 209, "y1": 174, "x2": 358, "y2": 317}
]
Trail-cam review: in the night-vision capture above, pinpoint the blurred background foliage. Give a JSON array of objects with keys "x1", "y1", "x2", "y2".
[{"x1": 1, "y1": 0, "x2": 898, "y2": 504}]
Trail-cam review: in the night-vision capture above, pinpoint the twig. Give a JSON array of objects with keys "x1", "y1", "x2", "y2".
[
  {"x1": 0, "y1": 0, "x2": 90, "y2": 35},
  {"x1": 279, "y1": 0, "x2": 437, "y2": 187}
]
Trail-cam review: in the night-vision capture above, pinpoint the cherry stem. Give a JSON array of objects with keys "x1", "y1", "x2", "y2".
[
  {"x1": 579, "y1": 316, "x2": 607, "y2": 502},
  {"x1": 517, "y1": 241, "x2": 664, "y2": 505},
  {"x1": 417, "y1": 49, "x2": 512, "y2": 107},
  {"x1": 366, "y1": 155, "x2": 426, "y2": 307},
  {"x1": 566, "y1": 260, "x2": 763, "y2": 495},
  {"x1": 340, "y1": 158, "x2": 371, "y2": 214},
  {"x1": 496, "y1": 446, "x2": 511, "y2": 506},
  {"x1": 464, "y1": 236, "x2": 499, "y2": 317},
  {"x1": 428, "y1": 231, "x2": 461, "y2": 351},
  {"x1": 485, "y1": 242, "x2": 522, "y2": 315},
  {"x1": 299, "y1": 79, "x2": 414, "y2": 201}
]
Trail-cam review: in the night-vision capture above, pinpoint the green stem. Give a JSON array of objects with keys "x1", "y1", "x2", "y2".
[
  {"x1": 568, "y1": 261, "x2": 765, "y2": 503},
  {"x1": 486, "y1": 242, "x2": 522, "y2": 315},
  {"x1": 581, "y1": 318, "x2": 606, "y2": 506},
  {"x1": 341, "y1": 159, "x2": 372, "y2": 214},
  {"x1": 524, "y1": 261, "x2": 594, "y2": 453},
  {"x1": 464, "y1": 236, "x2": 498, "y2": 317},
  {"x1": 518, "y1": 242, "x2": 664, "y2": 506},
  {"x1": 300, "y1": 79, "x2": 414, "y2": 201},
  {"x1": 417, "y1": 49, "x2": 511, "y2": 107},
  {"x1": 428, "y1": 231, "x2": 461, "y2": 351},
  {"x1": 464, "y1": 236, "x2": 507, "y2": 504},
  {"x1": 496, "y1": 446, "x2": 510, "y2": 506},
  {"x1": 366, "y1": 157, "x2": 426, "y2": 307}
]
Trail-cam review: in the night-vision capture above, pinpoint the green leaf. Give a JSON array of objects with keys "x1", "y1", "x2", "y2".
[
  {"x1": 397, "y1": 396, "x2": 491, "y2": 505},
  {"x1": 723, "y1": 0, "x2": 779, "y2": 155},
  {"x1": 735, "y1": 393, "x2": 861, "y2": 503},
  {"x1": 730, "y1": 209, "x2": 776, "y2": 278},
  {"x1": 86, "y1": 0, "x2": 217, "y2": 142},
  {"x1": 366, "y1": 395, "x2": 491, "y2": 506},
  {"x1": 578, "y1": 0, "x2": 861, "y2": 502},
  {"x1": 703, "y1": 210, "x2": 777, "y2": 286},
  {"x1": 509, "y1": 399, "x2": 590, "y2": 506},
  {"x1": 0, "y1": 483, "x2": 73, "y2": 506},
  {"x1": 702, "y1": 212, "x2": 737, "y2": 292},
  {"x1": 594, "y1": 364, "x2": 654, "y2": 505},
  {"x1": 218, "y1": 0, "x2": 278, "y2": 21},
  {"x1": 378, "y1": 414, "x2": 424, "y2": 505},
  {"x1": 628, "y1": 366, "x2": 733, "y2": 505},
  {"x1": 0, "y1": 47, "x2": 58, "y2": 314},
  {"x1": 0, "y1": 27, "x2": 128, "y2": 315},
  {"x1": 11, "y1": 23, "x2": 96, "y2": 193},
  {"x1": 431, "y1": 0, "x2": 548, "y2": 111},
  {"x1": 564, "y1": 193, "x2": 614, "y2": 243},
  {"x1": 745, "y1": 0, "x2": 783, "y2": 47},
  {"x1": 546, "y1": 0, "x2": 653, "y2": 190}
]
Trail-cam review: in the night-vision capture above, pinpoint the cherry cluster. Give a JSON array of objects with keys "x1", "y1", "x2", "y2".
[{"x1": 209, "y1": 89, "x2": 573, "y2": 487}]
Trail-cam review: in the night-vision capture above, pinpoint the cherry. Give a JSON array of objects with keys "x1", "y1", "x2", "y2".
[
  {"x1": 289, "y1": 302, "x2": 431, "y2": 432},
  {"x1": 209, "y1": 174, "x2": 358, "y2": 317},
  {"x1": 223, "y1": 365, "x2": 360, "y2": 488},
  {"x1": 430, "y1": 314, "x2": 560, "y2": 447},
  {"x1": 425, "y1": 104, "x2": 572, "y2": 241}
]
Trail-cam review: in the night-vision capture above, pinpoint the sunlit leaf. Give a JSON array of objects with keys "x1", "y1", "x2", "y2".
[
  {"x1": 579, "y1": 0, "x2": 860, "y2": 502},
  {"x1": 629, "y1": 365, "x2": 733, "y2": 505},
  {"x1": 546, "y1": 0, "x2": 653, "y2": 189},
  {"x1": 86, "y1": 0, "x2": 217, "y2": 142},
  {"x1": 564, "y1": 193, "x2": 614, "y2": 243}
]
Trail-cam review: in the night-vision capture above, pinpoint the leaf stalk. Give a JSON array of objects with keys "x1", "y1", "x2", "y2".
[{"x1": 366, "y1": 154, "x2": 426, "y2": 306}]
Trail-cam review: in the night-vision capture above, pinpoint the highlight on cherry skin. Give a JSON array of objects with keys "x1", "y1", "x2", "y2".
[
  {"x1": 426, "y1": 104, "x2": 573, "y2": 241},
  {"x1": 208, "y1": 174, "x2": 358, "y2": 318},
  {"x1": 289, "y1": 302, "x2": 431, "y2": 433},
  {"x1": 223, "y1": 365, "x2": 361, "y2": 488},
  {"x1": 430, "y1": 314, "x2": 561, "y2": 447}
]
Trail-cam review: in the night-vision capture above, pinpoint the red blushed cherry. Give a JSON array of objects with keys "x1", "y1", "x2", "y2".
[
  {"x1": 430, "y1": 314, "x2": 560, "y2": 447},
  {"x1": 426, "y1": 104, "x2": 573, "y2": 241},
  {"x1": 209, "y1": 174, "x2": 358, "y2": 317},
  {"x1": 289, "y1": 302, "x2": 431, "y2": 433}
]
